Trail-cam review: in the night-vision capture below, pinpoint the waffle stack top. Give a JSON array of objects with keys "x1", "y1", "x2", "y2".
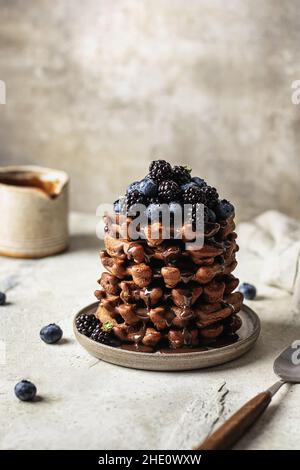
[{"x1": 95, "y1": 160, "x2": 243, "y2": 352}]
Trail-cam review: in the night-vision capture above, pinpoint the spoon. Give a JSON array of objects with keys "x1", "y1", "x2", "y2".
[{"x1": 196, "y1": 342, "x2": 300, "y2": 450}]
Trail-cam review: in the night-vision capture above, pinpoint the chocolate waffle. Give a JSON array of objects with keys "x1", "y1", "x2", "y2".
[{"x1": 92, "y1": 160, "x2": 243, "y2": 352}]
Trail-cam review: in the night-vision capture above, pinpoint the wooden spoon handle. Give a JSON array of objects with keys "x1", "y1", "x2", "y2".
[{"x1": 196, "y1": 391, "x2": 272, "y2": 450}]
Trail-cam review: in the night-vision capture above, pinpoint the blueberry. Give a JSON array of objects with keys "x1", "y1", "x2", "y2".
[
  {"x1": 114, "y1": 197, "x2": 127, "y2": 214},
  {"x1": 14, "y1": 380, "x2": 37, "y2": 401},
  {"x1": 40, "y1": 323, "x2": 63, "y2": 344},
  {"x1": 139, "y1": 178, "x2": 158, "y2": 197},
  {"x1": 126, "y1": 181, "x2": 140, "y2": 194},
  {"x1": 181, "y1": 181, "x2": 197, "y2": 192},
  {"x1": 113, "y1": 199, "x2": 121, "y2": 213},
  {"x1": 215, "y1": 199, "x2": 234, "y2": 220},
  {"x1": 0, "y1": 292, "x2": 6, "y2": 306},
  {"x1": 192, "y1": 176, "x2": 206, "y2": 187},
  {"x1": 207, "y1": 208, "x2": 216, "y2": 223},
  {"x1": 238, "y1": 283, "x2": 257, "y2": 300}
]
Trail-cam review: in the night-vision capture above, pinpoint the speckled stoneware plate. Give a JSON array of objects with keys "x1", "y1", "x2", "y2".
[{"x1": 73, "y1": 302, "x2": 260, "y2": 371}]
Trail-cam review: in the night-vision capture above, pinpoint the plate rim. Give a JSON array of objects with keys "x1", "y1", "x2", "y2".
[{"x1": 73, "y1": 301, "x2": 261, "y2": 359}]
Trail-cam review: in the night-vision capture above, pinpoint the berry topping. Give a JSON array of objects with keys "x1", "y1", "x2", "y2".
[
  {"x1": 0, "y1": 292, "x2": 6, "y2": 306},
  {"x1": 186, "y1": 204, "x2": 214, "y2": 227},
  {"x1": 192, "y1": 176, "x2": 206, "y2": 187},
  {"x1": 202, "y1": 185, "x2": 219, "y2": 208},
  {"x1": 172, "y1": 165, "x2": 191, "y2": 185},
  {"x1": 40, "y1": 324, "x2": 63, "y2": 344},
  {"x1": 113, "y1": 198, "x2": 126, "y2": 214},
  {"x1": 181, "y1": 181, "x2": 197, "y2": 192},
  {"x1": 182, "y1": 185, "x2": 207, "y2": 205},
  {"x1": 14, "y1": 380, "x2": 37, "y2": 402},
  {"x1": 126, "y1": 190, "x2": 146, "y2": 213},
  {"x1": 149, "y1": 160, "x2": 172, "y2": 183},
  {"x1": 169, "y1": 201, "x2": 183, "y2": 217},
  {"x1": 238, "y1": 283, "x2": 257, "y2": 300},
  {"x1": 76, "y1": 313, "x2": 100, "y2": 337},
  {"x1": 215, "y1": 199, "x2": 235, "y2": 220},
  {"x1": 139, "y1": 177, "x2": 158, "y2": 198},
  {"x1": 126, "y1": 181, "x2": 140, "y2": 194},
  {"x1": 158, "y1": 180, "x2": 180, "y2": 203},
  {"x1": 145, "y1": 202, "x2": 162, "y2": 220},
  {"x1": 206, "y1": 207, "x2": 216, "y2": 223}
]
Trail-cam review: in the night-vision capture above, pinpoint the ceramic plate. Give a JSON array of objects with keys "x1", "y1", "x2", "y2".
[{"x1": 73, "y1": 302, "x2": 260, "y2": 371}]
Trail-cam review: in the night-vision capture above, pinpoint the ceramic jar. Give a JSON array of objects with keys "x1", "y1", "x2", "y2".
[{"x1": 0, "y1": 165, "x2": 69, "y2": 258}]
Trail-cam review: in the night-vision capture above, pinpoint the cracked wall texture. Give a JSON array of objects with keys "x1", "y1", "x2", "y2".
[{"x1": 0, "y1": 0, "x2": 300, "y2": 220}]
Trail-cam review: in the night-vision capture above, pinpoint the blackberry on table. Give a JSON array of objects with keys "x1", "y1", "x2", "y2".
[
  {"x1": 172, "y1": 165, "x2": 191, "y2": 185},
  {"x1": 149, "y1": 160, "x2": 172, "y2": 183},
  {"x1": 76, "y1": 314, "x2": 100, "y2": 337},
  {"x1": 202, "y1": 185, "x2": 219, "y2": 208},
  {"x1": 158, "y1": 180, "x2": 180, "y2": 203},
  {"x1": 182, "y1": 185, "x2": 207, "y2": 205}
]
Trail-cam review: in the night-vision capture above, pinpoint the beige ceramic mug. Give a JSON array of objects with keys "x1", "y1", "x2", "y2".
[{"x1": 0, "y1": 165, "x2": 69, "y2": 258}]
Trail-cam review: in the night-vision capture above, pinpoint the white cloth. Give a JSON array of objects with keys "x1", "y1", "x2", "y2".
[{"x1": 237, "y1": 210, "x2": 300, "y2": 311}]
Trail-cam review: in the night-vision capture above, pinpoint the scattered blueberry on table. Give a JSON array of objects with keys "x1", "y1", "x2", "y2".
[
  {"x1": 14, "y1": 380, "x2": 37, "y2": 401},
  {"x1": 238, "y1": 283, "x2": 257, "y2": 300},
  {"x1": 0, "y1": 292, "x2": 6, "y2": 306},
  {"x1": 40, "y1": 323, "x2": 63, "y2": 344}
]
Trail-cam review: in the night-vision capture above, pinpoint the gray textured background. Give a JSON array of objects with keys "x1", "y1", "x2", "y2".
[{"x1": 0, "y1": 0, "x2": 300, "y2": 220}]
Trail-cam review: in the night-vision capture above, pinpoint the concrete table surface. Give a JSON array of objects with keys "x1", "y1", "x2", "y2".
[{"x1": 0, "y1": 212, "x2": 299, "y2": 450}]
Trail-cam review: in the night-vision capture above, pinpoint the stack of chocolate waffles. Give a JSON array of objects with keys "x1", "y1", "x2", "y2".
[{"x1": 94, "y1": 160, "x2": 243, "y2": 352}]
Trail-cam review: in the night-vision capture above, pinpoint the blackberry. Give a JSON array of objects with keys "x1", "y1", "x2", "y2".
[
  {"x1": 149, "y1": 196, "x2": 160, "y2": 204},
  {"x1": 90, "y1": 324, "x2": 114, "y2": 346},
  {"x1": 186, "y1": 204, "x2": 211, "y2": 227},
  {"x1": 172, "y1": 165, "x2": 191, "y2": 185},
  {"x1": 76, "y1": 313, "x2": 100, "y2": 337},
  {"x1": 158, "y1": 180, "x2": 180, "y2": 203},
  {"x1": 202, "y1": 185, "x2": 219, "y2": 208},
  {"x1": 149, "y1": 160, "x2": 172, "y2": 183},
  {"x1": 182, "y1": 185, "x2": 207, "y2": 205},
  {"x1": 126, "y1": 190, "x2": 146, "y2": 210},
  {"x1": 125, "y1": 190, "x2": 147, "y2": 217}
]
